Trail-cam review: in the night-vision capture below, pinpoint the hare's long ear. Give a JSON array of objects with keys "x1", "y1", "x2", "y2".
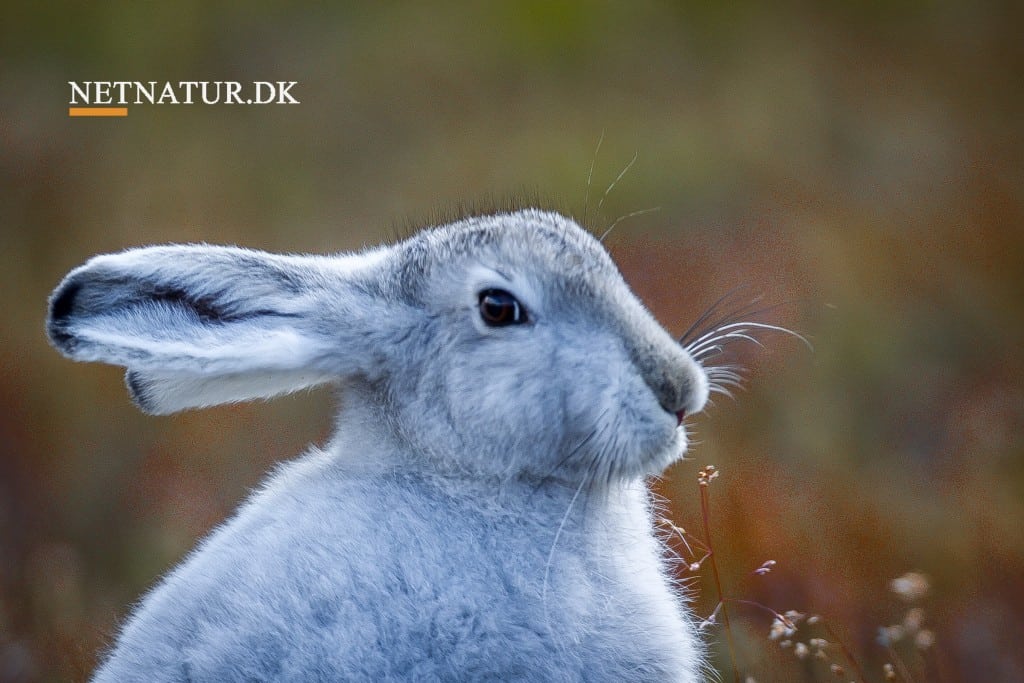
[{"x1": 47, "y1": 245, "x2": 388, "y2": 414}]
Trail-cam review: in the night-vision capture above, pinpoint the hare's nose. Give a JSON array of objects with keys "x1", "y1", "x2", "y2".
[{"x1": 675, "y1": 409, "x2": 687, "y2": 426}]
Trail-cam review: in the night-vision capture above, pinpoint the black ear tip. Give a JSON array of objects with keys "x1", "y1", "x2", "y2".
[
  {"x1": 125, "y1": 370, "x2": 157, "y2": 414},
  {"x1": 125, "y1": 369, "x2": 146, "y2": 402},
  {"x1": 47, "y1": 278, "x2": 83, "y2": 350},
  {"x1": 50, "y1": 278, "x2": 82, "y2": 322}
]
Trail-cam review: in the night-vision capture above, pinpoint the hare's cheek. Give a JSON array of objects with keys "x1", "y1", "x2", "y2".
[{"x1": 445, "y1": 356, "x2": 563, "y2": 445}]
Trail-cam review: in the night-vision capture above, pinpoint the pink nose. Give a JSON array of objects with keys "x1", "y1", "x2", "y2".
[{"x1": 675, "y1": 409, "x2": 687, "y2": 426}]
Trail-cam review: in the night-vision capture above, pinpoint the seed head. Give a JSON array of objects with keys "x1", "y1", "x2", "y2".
[
  {"x1": 697, "y1": 465, "x2": 719, "y2": 486},
  {"x1": 890, "y1": 571, "x2": 930, "y2": 602},
  {"x1": 915, "y1": 629, "x2": 935, "y2": 649},
  {"x1": 903, "y1": 607, "x2": 925, "y2": 631}
]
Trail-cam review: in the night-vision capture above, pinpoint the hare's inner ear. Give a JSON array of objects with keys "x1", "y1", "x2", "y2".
[{"x1": 47, "y1": 245, "x2": 381, "y2": 414}]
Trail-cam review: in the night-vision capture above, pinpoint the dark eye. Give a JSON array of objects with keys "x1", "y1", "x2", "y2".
[{"x1": 478, "y1": 289, "x2": 528, "y2": 327}]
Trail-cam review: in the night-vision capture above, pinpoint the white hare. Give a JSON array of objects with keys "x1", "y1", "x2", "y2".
[{"x1": 48, "y1": 209, "x2": 742, "y2": 682}]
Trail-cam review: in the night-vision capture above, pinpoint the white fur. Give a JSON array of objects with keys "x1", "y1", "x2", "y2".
[{"x1": 48, "y1": 210, "x2": 710, "y2": 681}]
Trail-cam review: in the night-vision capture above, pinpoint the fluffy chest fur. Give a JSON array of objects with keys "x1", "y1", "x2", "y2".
[{"x1": 93, "y1": 448, "x2": 701, "y2": 682}]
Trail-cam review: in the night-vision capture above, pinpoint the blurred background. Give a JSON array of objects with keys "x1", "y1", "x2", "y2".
[{"x1": 2, "y1": 2, "x2": 1022, "y2": 681}]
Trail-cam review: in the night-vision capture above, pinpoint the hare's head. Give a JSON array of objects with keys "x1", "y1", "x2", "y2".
[{"x1": 48, "y1": 210, "x2": 707, "y2": 487}]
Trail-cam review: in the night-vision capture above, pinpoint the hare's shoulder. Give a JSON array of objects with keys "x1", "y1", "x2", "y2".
[{"x1": 96, "y1": 455, "x2": 700, "y2": 681}]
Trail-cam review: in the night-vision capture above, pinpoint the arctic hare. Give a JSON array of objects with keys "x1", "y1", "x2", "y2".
[{"x1": 48, "y1": 209, "x2": 738, "y2": 681}]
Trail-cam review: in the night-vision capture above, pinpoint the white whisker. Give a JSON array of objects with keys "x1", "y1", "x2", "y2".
[
  {"x1": 600, "y1": 206, "x2": 660, "y2": 243},
  {"x1": 542, "y1": 476, "x2": 587, "y2": 630},
  {"x1": 583, "y1": 129, "x2": 605, "y2": 228},
  {"x1": 596, "y1": 150, "x2": 638, "y2": 218}
]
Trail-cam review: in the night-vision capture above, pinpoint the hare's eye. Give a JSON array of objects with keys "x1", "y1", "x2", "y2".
[{"x1": 478, "y1": 289, "x2": 528, "y2": 327}]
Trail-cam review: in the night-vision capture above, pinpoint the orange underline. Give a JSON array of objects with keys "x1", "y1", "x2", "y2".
[{"x1": 68, "y1": 107, "x2": 128, "y2": 117}]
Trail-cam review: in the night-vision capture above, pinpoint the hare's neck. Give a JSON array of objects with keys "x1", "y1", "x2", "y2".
[
  {"x1": 326, "y1": 382, "x2": 502, "y2": 483},
  {"x1": 324, "y1": 382, "x2": 654, "y2": 520}
]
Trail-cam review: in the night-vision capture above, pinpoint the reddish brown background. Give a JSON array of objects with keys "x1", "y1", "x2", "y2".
[{"x1": 2, "y1": 2, "x2": 1022, "y2": 681}]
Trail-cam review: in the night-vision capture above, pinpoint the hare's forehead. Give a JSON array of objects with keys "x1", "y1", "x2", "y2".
[
  {"x1": 391, "y1": 212, "x2": 634, "y2": 309},
  {"x1": 429, "y1": 217, "x2": 617, "y2": 280}
]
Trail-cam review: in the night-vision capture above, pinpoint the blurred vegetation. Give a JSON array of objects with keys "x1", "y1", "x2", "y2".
[{"x1": 2, "y1": 1, "x2": 1022, "y2": 681}]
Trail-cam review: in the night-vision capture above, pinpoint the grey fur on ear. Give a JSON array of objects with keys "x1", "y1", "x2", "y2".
[
  {"x1": 123, "y1": 368, "x2": 335, "y2": 415},
  {"x1": 46, "y1": 244, "x2": 387, "y2": 413}
]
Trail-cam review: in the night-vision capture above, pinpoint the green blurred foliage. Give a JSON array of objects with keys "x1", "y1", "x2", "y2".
[{"x1": 2, "y1": 1, "x2": 1022, "y2": 681}]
